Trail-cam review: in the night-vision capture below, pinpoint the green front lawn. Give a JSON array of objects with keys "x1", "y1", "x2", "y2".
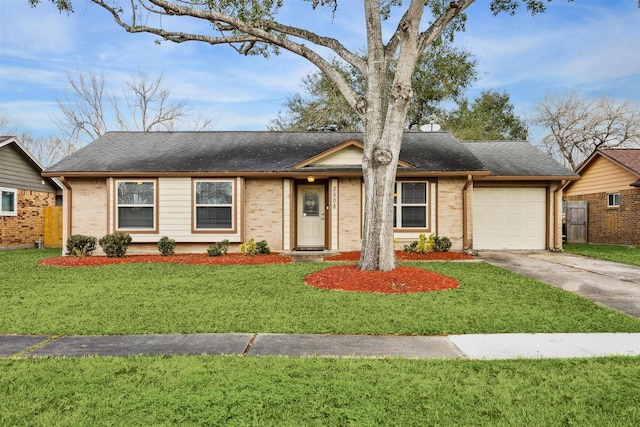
[
  {"x1": 564, "y1": 244, "x2": 640, "y2": 266},
  {"x1": 2, "y1": 356, "x2": 639, "y2": 425},
  {"x1": 4, "y1": 249, "x2": 640, "y2": 425},
  {"x1": 2, "y1": 249, "x2": 640, "y2": 335}
]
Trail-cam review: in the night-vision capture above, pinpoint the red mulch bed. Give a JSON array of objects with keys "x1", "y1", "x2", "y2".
[
  {"x1": 304, "y1": 264, "x2": 460, "y2": 294},
  {"x1": 325, "y1": 250, "x2": 473, "y2": 261},
  {"x1": 38, "y1": 251, "x2": 465, "y2": 294},
  {"x1": 38, "y1": 253, "x2": 292, "y2": 267}
]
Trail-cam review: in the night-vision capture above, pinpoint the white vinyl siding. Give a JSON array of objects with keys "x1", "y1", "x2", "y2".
[
  {"x1": 110, "y1": 177, "x2": 242, "y2": 243},
  {"x1": 473, "y1": 187, "x2": 546, "y2": 250}
]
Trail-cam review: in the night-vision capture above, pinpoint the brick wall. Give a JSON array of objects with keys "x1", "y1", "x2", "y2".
[
  {"x1": 243, "y1": 178, "x2": 284, "y2": 250},
  {"x1": 566, "y1": 188, "x2": 640, "y2": 245},
  {"x1": 0, "y1": 189, "x2": 56, "y2": 249},
  {"x1": 337, "y1": 177, "x2": 362, "y2": 251},
  {"x1": 68, "y1": 178, "x2": 108, "y2": 239},
  {"x1": 436, "y1": 177, "x2": 465, "y2": 251}
]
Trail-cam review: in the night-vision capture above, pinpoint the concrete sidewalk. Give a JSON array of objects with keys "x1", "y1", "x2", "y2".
[{"x1": 2, "y1": 333, "x2": 640, "y2": 360}]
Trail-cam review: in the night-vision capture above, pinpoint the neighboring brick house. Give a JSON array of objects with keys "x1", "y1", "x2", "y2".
[
  {"x1": 0, "y1": 136, "x2": 63, "y2": 250},
  {"x1": 564, "y1": 148, "x2": 640, "y2": 245},
  {"x1": 43, "y1": 131, "x2": 577, "y2": 255}
]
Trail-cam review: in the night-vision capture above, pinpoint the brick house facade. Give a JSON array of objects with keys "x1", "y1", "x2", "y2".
[
  {"x1": 564, "y1": 149, "x2": 640, "y2": 246},
  {"x1": 0, "y1": 190, "x2": 57, "y2": 248},
  {"x1": 0, "y1": 137, "x2": 63, "y2": 250},
  {"x1": 565, "y1": 188, "x2": 640, "y2": 246},
  {"x1": 43, "y1": 132, "x2": 576, "y2": 255}
]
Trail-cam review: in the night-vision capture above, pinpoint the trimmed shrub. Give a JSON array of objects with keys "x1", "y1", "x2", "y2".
[
  {"x1": 66, "y1": 234, "x2": 97, "y2": 257},
  {"x1": 404, "y1": 234, "x2": 451, "y2": 253},
  {"x1": 256, "y1": 240, "x2": 271, "y2": 254},
  {"x1": 433, "y1": 236, "x2": 452, "y2": 252},
  {"x1": 240, "y1": 238, "x2": 258, "y2": 256},
  {"x1": 99, "y1": 233, "x2": 132, "y2": 258},
  {"x1": 157, "y1": 236, "x2": 176, "y2": 256},
  {"x1": 240, "y1": 238, "x2": 271, "y2": 256},
  {"x1": 207, "y1": 240, "x2": 230, "y2": 257}
]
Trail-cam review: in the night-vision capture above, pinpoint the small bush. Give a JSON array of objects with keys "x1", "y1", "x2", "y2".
[
  {"x1": 256, "y1": 240, "x2": 271, "y2": 254},
  {"x1": 432, "y1": 236, "x2": 452, "y2": 252},
  {"x1": 98, "y1": 232, "x2": 132, "y2": 258},
  {"x1": 66, "y1": 234, "x2": 97, "y2": 257},
  {"x1": 404, "y1": 234, "x2": 451, "y2": 253},
  {"x1": 240, "y1": 238, "x2": 258, "y2": 256},
  {"x1": 157, "y1": 236, "x2": 176, "y2": 256},
  {"x1": 207, "y1": 240, "x2": 230, "y2": 257}
]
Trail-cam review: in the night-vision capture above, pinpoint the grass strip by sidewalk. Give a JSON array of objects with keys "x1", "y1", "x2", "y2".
[
  {"x1": 2, "y1": 249, "x2": 640, "y2": 335},
  {"x1": 2, "y1": 355, "x2": 640, "y2": 426},
  {"x1": 564, "y1": 244, "x2": 640, "y2": 267}
]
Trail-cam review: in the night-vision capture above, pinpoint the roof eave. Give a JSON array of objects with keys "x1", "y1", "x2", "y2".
[{"x1": 475, "y1": 175, "x2": 579, "y2": 182}]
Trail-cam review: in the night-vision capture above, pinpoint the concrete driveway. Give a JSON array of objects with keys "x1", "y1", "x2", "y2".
[{"x1": 479, "y1": 251, "x2": 640, "y2": 318}]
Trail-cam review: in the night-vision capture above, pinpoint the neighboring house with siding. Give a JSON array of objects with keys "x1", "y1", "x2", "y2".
[
  {"x1": 563, "y1": 148, "x2": 640, "y2": 245},
  {"x1": 0, "y1": 136, "x2": 63, "y2": 250},
  {"x1": 43, "y1": 131, "x2": 577, "y2": 255}
]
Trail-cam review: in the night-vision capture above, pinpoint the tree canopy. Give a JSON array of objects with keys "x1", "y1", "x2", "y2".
[
  {"x1": 270, "y1": 42, "x2": 477, "y2": 132},
  {"x1": 28, "y1": 0, "x2": 588, "y2": 271},
  {"x1": 442, "y1": 90, "x2": 528, "y2": 140}
]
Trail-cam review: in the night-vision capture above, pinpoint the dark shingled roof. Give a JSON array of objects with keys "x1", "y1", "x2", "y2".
[
  {"x1": 464, "y1": 140, "x2": 578, "y2": 178},
  {"x1": 44, "y1": 131, "x2": 574, "y2": 179}
]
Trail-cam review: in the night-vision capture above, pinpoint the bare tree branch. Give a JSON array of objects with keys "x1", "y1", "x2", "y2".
[{"x1": 532, "y1": 90, "x2": 640, "y2": 169}]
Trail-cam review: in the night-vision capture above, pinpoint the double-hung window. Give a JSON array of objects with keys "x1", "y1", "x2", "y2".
[
  {"x1": 194, "y1": 180, "x2": 234, "y2": 230},
  {"x1": 0, "y1": 187, "x2": 17, "y2": 216},
  {"x1": 607, "y1": 193, "x2": 620, "y2": 208},
  {"x1": 394, "y1": 181, "x2": 428, "y2": 229},
  {"x1": 116, "y1": 181, "x2": 156, "y2": 230}
]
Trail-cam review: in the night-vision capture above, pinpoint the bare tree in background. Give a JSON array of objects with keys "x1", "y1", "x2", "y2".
[
  {"x1": 1, "y1": 111, "x2": 79, "y2": 166},
  {"x1": 55, "y1": 69, "x2": 214, "y2": 145},
  {"x1": 532, "y1": 90, "x2": 640, "y2": 170}
]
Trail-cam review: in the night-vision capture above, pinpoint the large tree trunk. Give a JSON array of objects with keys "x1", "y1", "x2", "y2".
[
  {"x1": 358, "y1": 0, "x2": 423, "y2": 272},
  {"x1": 359, "y1": 129, "x2": 403, "y2": 271}
]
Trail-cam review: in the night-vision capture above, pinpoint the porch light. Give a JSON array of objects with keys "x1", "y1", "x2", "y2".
[{"x1": 307, "y1": 176, "x2": 315, "y2": 183}]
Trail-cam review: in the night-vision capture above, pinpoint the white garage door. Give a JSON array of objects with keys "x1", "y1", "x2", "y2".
[{"x1": 473, "y1": 187, "x2": 546, "y2": 250}]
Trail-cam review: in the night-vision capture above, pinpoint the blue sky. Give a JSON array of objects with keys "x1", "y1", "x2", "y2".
[{"x1": 1, "y1": 0, "x2": 639, "y2": 143}]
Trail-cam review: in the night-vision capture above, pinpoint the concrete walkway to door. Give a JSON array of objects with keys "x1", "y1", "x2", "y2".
[{"x1": 479, "y1": 251, "x2": 640, "y2": 318}]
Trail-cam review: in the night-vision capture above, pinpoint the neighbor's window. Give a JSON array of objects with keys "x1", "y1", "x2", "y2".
[
  {"x1": 393, "y1": 181, "x2": 428, "y2": 229},
  {"x1": 607, "y1": 193, "x2": 620, "y2": 208},
  {"x1": 0, "y1": 187, "x2": 17, "y2": 216},
  {"x1": 116, "y1": 181, "x2": 155, "y2": 229},
  {"x1": 194, "y1": 180, "x2": 234, "y2": 230}
]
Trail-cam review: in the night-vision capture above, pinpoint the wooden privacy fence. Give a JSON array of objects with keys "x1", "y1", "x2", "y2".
[
  {"x1": 566, "y1": 201, "x2": 588, "y2": 244},
  {"x1": 44, "y1": 206, "x2": 63, "y2": 247}
]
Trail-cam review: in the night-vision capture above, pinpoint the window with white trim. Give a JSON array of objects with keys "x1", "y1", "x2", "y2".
[
  {"x1": 394, "y1": 181, "x2": 428, "y2": 229},
  {"x1": 194, "y1": 180, "x2": 234, "y2": 230},
  {"x1": 116, "y1": 181, "x2": 155, "y2": 229},
  {"x1": 0, "y1": 187, "x2": 17, "y2": 216},
  {"x1": 607, "y1": 193, "x2": 620, "y2": 208}
]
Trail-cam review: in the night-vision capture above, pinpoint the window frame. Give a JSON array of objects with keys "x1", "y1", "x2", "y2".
[
  {"x1": 192, "y1": 179, "x2": 236, "y2": 233},
  {"x1": 115, "y1": 179, "x2": 157, "y2": 232},
  {"x1": 607, "y1": 193, "x2": 620, "y2": 208},
  {"x1": 0, "y1": 187, "x2": 17, "y2": 217},
  {"x1": 393, "y1": 180, "x2": 430, "y2": 231}
]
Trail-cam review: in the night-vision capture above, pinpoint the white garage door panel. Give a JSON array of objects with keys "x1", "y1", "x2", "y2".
[{"x1": 473, "y1": 187, "x2": 546, "y2": 250}]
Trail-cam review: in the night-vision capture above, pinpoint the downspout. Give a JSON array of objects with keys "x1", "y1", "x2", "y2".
[
  {"x1": 462, "y1": 175, "x2": 472, "y2": 251},
  {"x1": 553, "y1": 180, "x2": 565, "y2": 250},
  {"x1": 59, "y1": 176, "x2": 72, "y2": 256}
]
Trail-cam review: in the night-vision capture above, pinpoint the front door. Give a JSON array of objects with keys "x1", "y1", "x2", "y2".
[{"x1": 297, "y1": 184, "x2": 325, "y2": 249}]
